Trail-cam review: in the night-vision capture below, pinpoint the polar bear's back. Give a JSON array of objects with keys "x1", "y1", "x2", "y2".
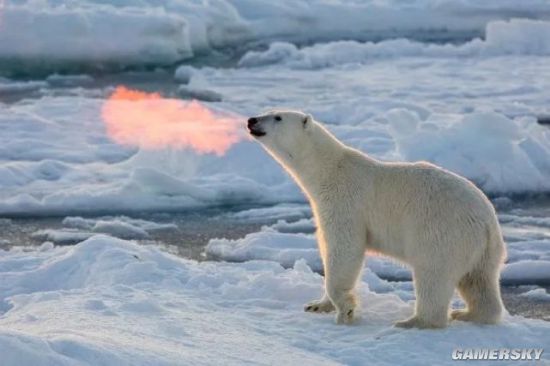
[{"x1": 353, "y1": 155, "x2": 500, "y2": 265}]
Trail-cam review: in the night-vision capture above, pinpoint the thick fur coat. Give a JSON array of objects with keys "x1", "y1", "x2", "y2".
[{"x1": 247, "y1": 110, "x2": 505, "y2": 328}]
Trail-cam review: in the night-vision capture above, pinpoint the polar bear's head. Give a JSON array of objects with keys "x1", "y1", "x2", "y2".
[{"x1": 247, "y1": 110, "x2": 314, "y2": 159}]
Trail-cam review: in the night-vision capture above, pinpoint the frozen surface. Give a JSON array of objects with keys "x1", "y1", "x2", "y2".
[
  {"x1": 2, "y1": 30, "x2": 550, "y2": 214},
  {"x1": 1, "y1": 3, "x2": 550, "y2": 364},
  {"x1": 30, "y1": 216, "x2": 177, "y2": 245},
  {"x1": 239, "y1": 19, "x2": 550, "y2": 68},
  {"x1": 2, "y1": 1, "x2": 550, "y2": 70},
  {"x1": 0, "y1": 235, "x2": 549, "y2": 365},
  {"x1": 520, "y1": 288, "x2": 550, "y2": 301}
]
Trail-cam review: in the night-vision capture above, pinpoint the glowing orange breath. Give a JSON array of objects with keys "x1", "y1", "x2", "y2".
[{"x1": 102, "y1": 86, "x2": 245, "y2": 156}]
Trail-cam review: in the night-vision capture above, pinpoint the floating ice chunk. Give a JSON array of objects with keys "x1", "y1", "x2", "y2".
[
  {"x1": 174, "y1": 65, "x2": 197, "y2": 84},
  {"x1": 520, "y1": 287, "x2": 550, "y2": 301},
  {"x1": 0, "y1": 5, "x2": 191, "y2": 66},
  {"x1": 46, "y1": 74, "x2": 94, "y2": 87},
  {"x1": 177, "y1": 86, "x2": 223, "y2": 102},
  {"x1": 91, "y1": 220, "x2": 150, "y2": 240},
  {"x1": 239, "y1": 19, "x2": 550, "y2": 69},
  {"x1": 206, "y1": 228, "x2": 321, "y2": 270},
  {"x1": 501, "y1": 260, "x2": 550, "y2": 285},
  {"x1": 270, "y1": 218, "x2": 315, "y2": 234},
  {"x1": 227, "y1": 204, "x2": 311, "y2": 222},
  {"x1": 32, "y1": 229, "x2": 94, "y2": 245},
  {"x1": 391, "y1": 111, "x2": 550, "y2": 194}
]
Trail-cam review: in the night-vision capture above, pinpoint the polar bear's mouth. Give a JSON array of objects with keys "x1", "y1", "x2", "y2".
[
  {"x1": 249, "y1": 128, "x2": 266, "y2": 137},
  {"x1": 247, "y1": 117, "x2": 266, "y2": 137}
]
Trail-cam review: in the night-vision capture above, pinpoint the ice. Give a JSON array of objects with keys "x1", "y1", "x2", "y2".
[
  {"x1": 176, "y1": 85, "x2": 223, "y2": 102},
  {"x1": 62, "y1": 216, "x2": 177, "y2": 232},
  {"x1": 0, "y1": 235, "x2": 549, "y2": 365},
  {"x1": 31, "y1": 216, "x2": 176, "y2": 244},
  {"x1": 0, "y1": 80, "x2": 48, "y2": 95},
  {"x1": 502, "y1": 260, "x2": 550, "y2": 285},
  {"x1": 0, "y1": 4, "x2": 191, "y2": 69},
  {"x1": 391, "y1": 110, "x2": 550, "y2": 193},
  {"x1": 32, "y1": 229, "x2": 95, "y2": 245},
  {"x1": 174, "y1": 65, "x2": 197, "y2": 83},
  {"x1": 2, "y1": 14, "x2": 550, "y2": 215},
  {"x1": 207, "y1": 228, "x2": 320, "y2": 269},
  {"x1": 520, "y1": 287, "x2": 550, "y2": 301},
  {"x1": 225, "y1": 204, "x2": 311, "y2": 222},
  {"x1": 239, "y1": 19, "x2": 550, "y2": 69},
  {"x1": 45, "y1": 74, "x2": 94, "y2": 88},
  {"x1": 2, "y1": 2, "x2": 550, "y2": 72},
  {"x1": 500, "y1": 214, "x2": 550, "y2": 229},
  {"x1": 271, "y1": 218, "x2": 315, "y2": 234}
]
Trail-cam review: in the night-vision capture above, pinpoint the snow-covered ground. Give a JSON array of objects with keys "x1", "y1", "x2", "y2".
[
  {"x1": 1, "y1": 1, "x2": 550, "y2": 364},
  {"x1": 1, "y1": 235, "x2": 549, "y2": 365}
]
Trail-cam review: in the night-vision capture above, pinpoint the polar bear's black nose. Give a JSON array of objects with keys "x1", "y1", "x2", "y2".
[{"x1": 248, "y1": 117, "x2": 258, "y2": 127}]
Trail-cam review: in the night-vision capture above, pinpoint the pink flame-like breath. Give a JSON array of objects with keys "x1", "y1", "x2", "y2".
[{"x1": 102, "y1": 86, "x2": 246, "y2": 156}]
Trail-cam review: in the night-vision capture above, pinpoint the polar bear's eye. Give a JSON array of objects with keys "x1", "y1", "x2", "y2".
[{"x1": 274, "y1": 116, "x2": 282, "y2": 121}]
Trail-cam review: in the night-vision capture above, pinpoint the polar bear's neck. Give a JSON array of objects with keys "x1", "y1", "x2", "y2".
[{"x1": 278, "y1": 122, "x2": 347, "y2": 200}]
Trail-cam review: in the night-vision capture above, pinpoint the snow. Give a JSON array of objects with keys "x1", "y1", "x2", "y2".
[
  {"x1": 1, "y1": 2, "x2": 550, "y2": 363},
  {"x1": 2, "y1": 69, "x2": 550, "y2": 213},
  {"x1": 238, "y1": 19, "x2": 550, "y2": 68},
  {"x1": 0, "y1": 5, "x2": 190, "y2": 68},
  {"x1": 30, "y1": 216, "x2": 177, "y2": 244},
  {"x1": 502, "y1": 261, "x2": 550, "y2": 286},
  {"x1": 1, "y1": 13, "x2": 550, "y2": 214},
  {"x1": 1, "y1": 235, "x2": 549, "y2": 365},
  {"x1": 520, "y1": 287, "x2": 550, "y2": 301},
  {"x1": 391, "y1": 110, "x2": 550, "y2": 193},
  {"x1": 2, "y1": 1, "x2": 550, "y2": 71}
]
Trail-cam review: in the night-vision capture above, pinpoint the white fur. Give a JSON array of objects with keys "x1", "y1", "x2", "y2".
[{"x1": 248, "y1": 110, "x2": 506, "y2": 328}]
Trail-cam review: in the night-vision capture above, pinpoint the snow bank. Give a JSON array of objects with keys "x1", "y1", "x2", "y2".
[
  {"x1": 1, "y1": 236, "x2": 549, "y2": 365},
  {"x1": 2, "y1": 1, "x2": 550, "y2": 71},
  {"x1": 389, "y1": 110, "x2": 550, "y2": 193},
  {"x1": 239, "y1": 19, "x2": 550, "y2": 68},
  {"x1": 0, "y1": 5, "x2": 190, "y2": 68}
]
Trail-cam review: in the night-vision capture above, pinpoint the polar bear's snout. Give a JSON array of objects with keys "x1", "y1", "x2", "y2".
[{"x1": 247, "y1": 117, "x2": 266, "y2": 137}]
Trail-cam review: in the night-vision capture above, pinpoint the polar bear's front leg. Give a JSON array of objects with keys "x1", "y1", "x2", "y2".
[{"x1": 322, "y1": 225, "x2": 366, "y2": 325}]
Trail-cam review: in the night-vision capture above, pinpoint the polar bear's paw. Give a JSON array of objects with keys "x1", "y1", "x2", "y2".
[
  {"x1": 335, "y1": 308, "x2": 355, "y2": 325},
  {"x1": 450, "y1": 309, "x2": 472, "y2": 321},
  {"x1": 304, "y1": 298, "x2": 335, "y2": 313},
  {"x1": 394, "y1": 316, "x2": 447, "y2": 329},
  {"x1": 451, "y1": 309, "x2": 499, "y2": 324}
]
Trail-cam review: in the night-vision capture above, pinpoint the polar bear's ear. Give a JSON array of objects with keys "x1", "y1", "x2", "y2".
[{"x1": 303, "y1": 114, "x2": 312, "y2": 128}]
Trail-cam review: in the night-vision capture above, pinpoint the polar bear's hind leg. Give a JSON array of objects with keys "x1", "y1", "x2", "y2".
[
  {"x1": 452, "y1": 231, "x2": 504, "y2": 325},
  {"x1": 395, "y1": 267, "x2": 455, "y2": 329},
  {"x1": 452, "y1": 266, "x2": 503, "y2": 324}
]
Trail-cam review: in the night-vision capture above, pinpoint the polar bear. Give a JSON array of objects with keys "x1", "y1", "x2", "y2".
[{"x1": 247, "y1": 110, "x2": 505, "y2": 328}]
